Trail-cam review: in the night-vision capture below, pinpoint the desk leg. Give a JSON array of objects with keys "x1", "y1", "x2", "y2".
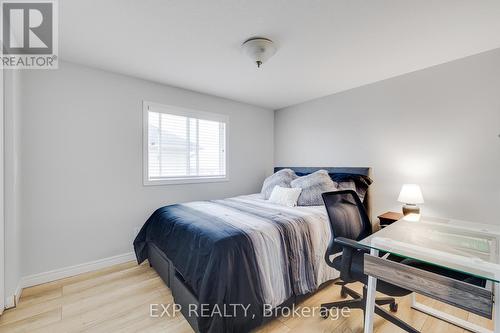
[
  {"x1": 411, "y1": 292, "x2": 491, "y2": 333},
  {"x1": 364, "y1": 248, "x2": 379, "y2": 333},
  {"x1": 495, "y1": 282, "x2": 499, "y2": 333}
]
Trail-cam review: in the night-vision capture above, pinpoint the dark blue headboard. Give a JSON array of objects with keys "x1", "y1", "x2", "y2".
[
  {"x1": 273, "y1": 166, "x2": 373, "y2": 218},
  {"x1": 273, "y1": 166, "x2": 371, "y2": 177}
]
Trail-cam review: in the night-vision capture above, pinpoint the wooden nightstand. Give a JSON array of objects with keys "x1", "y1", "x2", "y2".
[{"x1": 378, "y1": 211, "x2": 404, "y2": 227}]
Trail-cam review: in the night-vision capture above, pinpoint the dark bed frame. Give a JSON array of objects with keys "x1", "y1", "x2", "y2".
[{"x1": 146, "y1": 166, "x2": 373, "y2": 332}]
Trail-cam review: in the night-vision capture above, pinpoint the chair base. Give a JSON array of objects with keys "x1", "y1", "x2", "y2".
[{"x1": 320, "y1": 284, "x2": 419, "y2": 333}]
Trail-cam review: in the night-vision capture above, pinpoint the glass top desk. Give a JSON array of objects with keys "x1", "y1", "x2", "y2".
[{"x1": 360, "y1": 214, "x2": 499, "y2": 333}]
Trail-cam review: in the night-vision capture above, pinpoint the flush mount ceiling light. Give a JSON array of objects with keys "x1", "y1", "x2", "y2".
[{"x1": 241, "y1": 37, "x2": 277, "y2": 68}]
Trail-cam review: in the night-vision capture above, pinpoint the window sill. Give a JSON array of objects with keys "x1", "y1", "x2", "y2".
[{"x1": 143, "y1": 177, "x2": 229, "y2": 186}]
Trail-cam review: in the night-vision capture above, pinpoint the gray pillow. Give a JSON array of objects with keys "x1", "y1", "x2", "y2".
[
  {"x1": 261, "y1": 169, "x2": 298, "y2": 199},
  {"x1": 291, "y1": 170, "x2": 337, "y2": 206}
]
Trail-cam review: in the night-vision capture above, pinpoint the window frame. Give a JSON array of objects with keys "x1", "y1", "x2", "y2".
[{"x1": 143, "y1": 101, "x2": 229, "y2": 186}]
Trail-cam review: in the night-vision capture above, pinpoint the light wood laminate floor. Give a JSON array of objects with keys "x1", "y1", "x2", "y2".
[{"x1": 0, "y1": 261, "x2": 493, "y2": 332}]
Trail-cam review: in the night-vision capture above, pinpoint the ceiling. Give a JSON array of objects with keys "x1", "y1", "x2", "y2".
[{"x1": 60, "y1": 0, "x2": 500, "y2": 110}]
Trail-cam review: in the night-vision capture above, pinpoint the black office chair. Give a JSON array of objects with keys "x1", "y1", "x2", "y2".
[{"x1": 320, "y1": 190, "x2": 419, "y2": 333}]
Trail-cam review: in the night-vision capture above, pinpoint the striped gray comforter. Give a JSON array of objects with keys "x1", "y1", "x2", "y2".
[{"x1": 134, "y1": 194, "x2": 338, "y2": 332}]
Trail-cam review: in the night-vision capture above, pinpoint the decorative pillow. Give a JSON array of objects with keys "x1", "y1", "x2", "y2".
[
  {"x1": 261, "y1": 169, "x2": 298, "y2": 199},
  {"x1": 268, "y1": 186, "x2": 302, "y2": 207},
  {"x1": 291, "y1": 170, "x2": 337, "y2": 206}
]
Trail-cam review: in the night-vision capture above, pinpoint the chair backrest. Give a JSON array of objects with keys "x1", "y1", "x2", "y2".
[{"x1": 322, "y1": 190, "x2": 372, "y2": 255}]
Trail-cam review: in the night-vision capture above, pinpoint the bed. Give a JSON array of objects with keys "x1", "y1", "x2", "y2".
[{"x1": 133, "y1": 167, "x2": 372, "y2": 333}]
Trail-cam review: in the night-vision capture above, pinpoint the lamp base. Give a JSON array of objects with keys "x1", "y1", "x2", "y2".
[{"x1": 402, "y1": 204, "x2": 420, "y2": 216}]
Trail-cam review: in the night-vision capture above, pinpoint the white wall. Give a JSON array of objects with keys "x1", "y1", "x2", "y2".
[
  {"x1": 0, "y1": 68, "x2": 4, "y2": 310},
  {"x1": 4, "y1": 70, "x2": 22, "y2": 303},
  {"x1": 275, "y1": 49, "x2": 500, "y2": 224},
  {"x1": 19, "y1": 61, "x2": 274, "y2": 277}
]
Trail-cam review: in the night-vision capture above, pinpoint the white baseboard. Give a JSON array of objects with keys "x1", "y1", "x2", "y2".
[
  {"x1": 20, "y1": 252, "x2": 136, "y2": 290},
  {"x1": 5, "y1": 295, "x2": 14, "y2": 309},
  {"x1": 5, "y1": 282, "x2": 22, "y2": 309}
]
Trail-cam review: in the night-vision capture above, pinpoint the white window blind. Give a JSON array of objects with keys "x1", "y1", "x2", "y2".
[{"x1": 144, "y1": 102, "x2": 228, "y2": 185}]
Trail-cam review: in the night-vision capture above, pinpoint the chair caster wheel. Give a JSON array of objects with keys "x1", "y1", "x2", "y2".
[
  {"x1": 390, "y1": 302, "x2": 398, "y2": 312},
  {"x1": 320, "y1": 308, "x2": 329, "y2": 319},
  {"x1": 340, "y1": 287, "x2": 348, "y2": 298}
]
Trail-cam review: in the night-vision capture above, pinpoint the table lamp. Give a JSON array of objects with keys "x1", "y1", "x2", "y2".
[{"x1": 397, "y1": 184, "x2": 424, "y2": 215}]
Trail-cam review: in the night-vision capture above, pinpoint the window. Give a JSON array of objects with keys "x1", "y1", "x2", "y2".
[{"x1": 143, "y1": 101, "x2": 228, "y2": 185}]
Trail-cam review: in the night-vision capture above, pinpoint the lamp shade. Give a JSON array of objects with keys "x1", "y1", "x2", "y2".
[{"x1": 397, "y1": 184, "x2": 424, "y2": 204}]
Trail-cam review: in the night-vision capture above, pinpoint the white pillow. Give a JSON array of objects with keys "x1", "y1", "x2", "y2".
[{"x1": 268, "y1": 186, "x2": 302, "y2": 207}]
